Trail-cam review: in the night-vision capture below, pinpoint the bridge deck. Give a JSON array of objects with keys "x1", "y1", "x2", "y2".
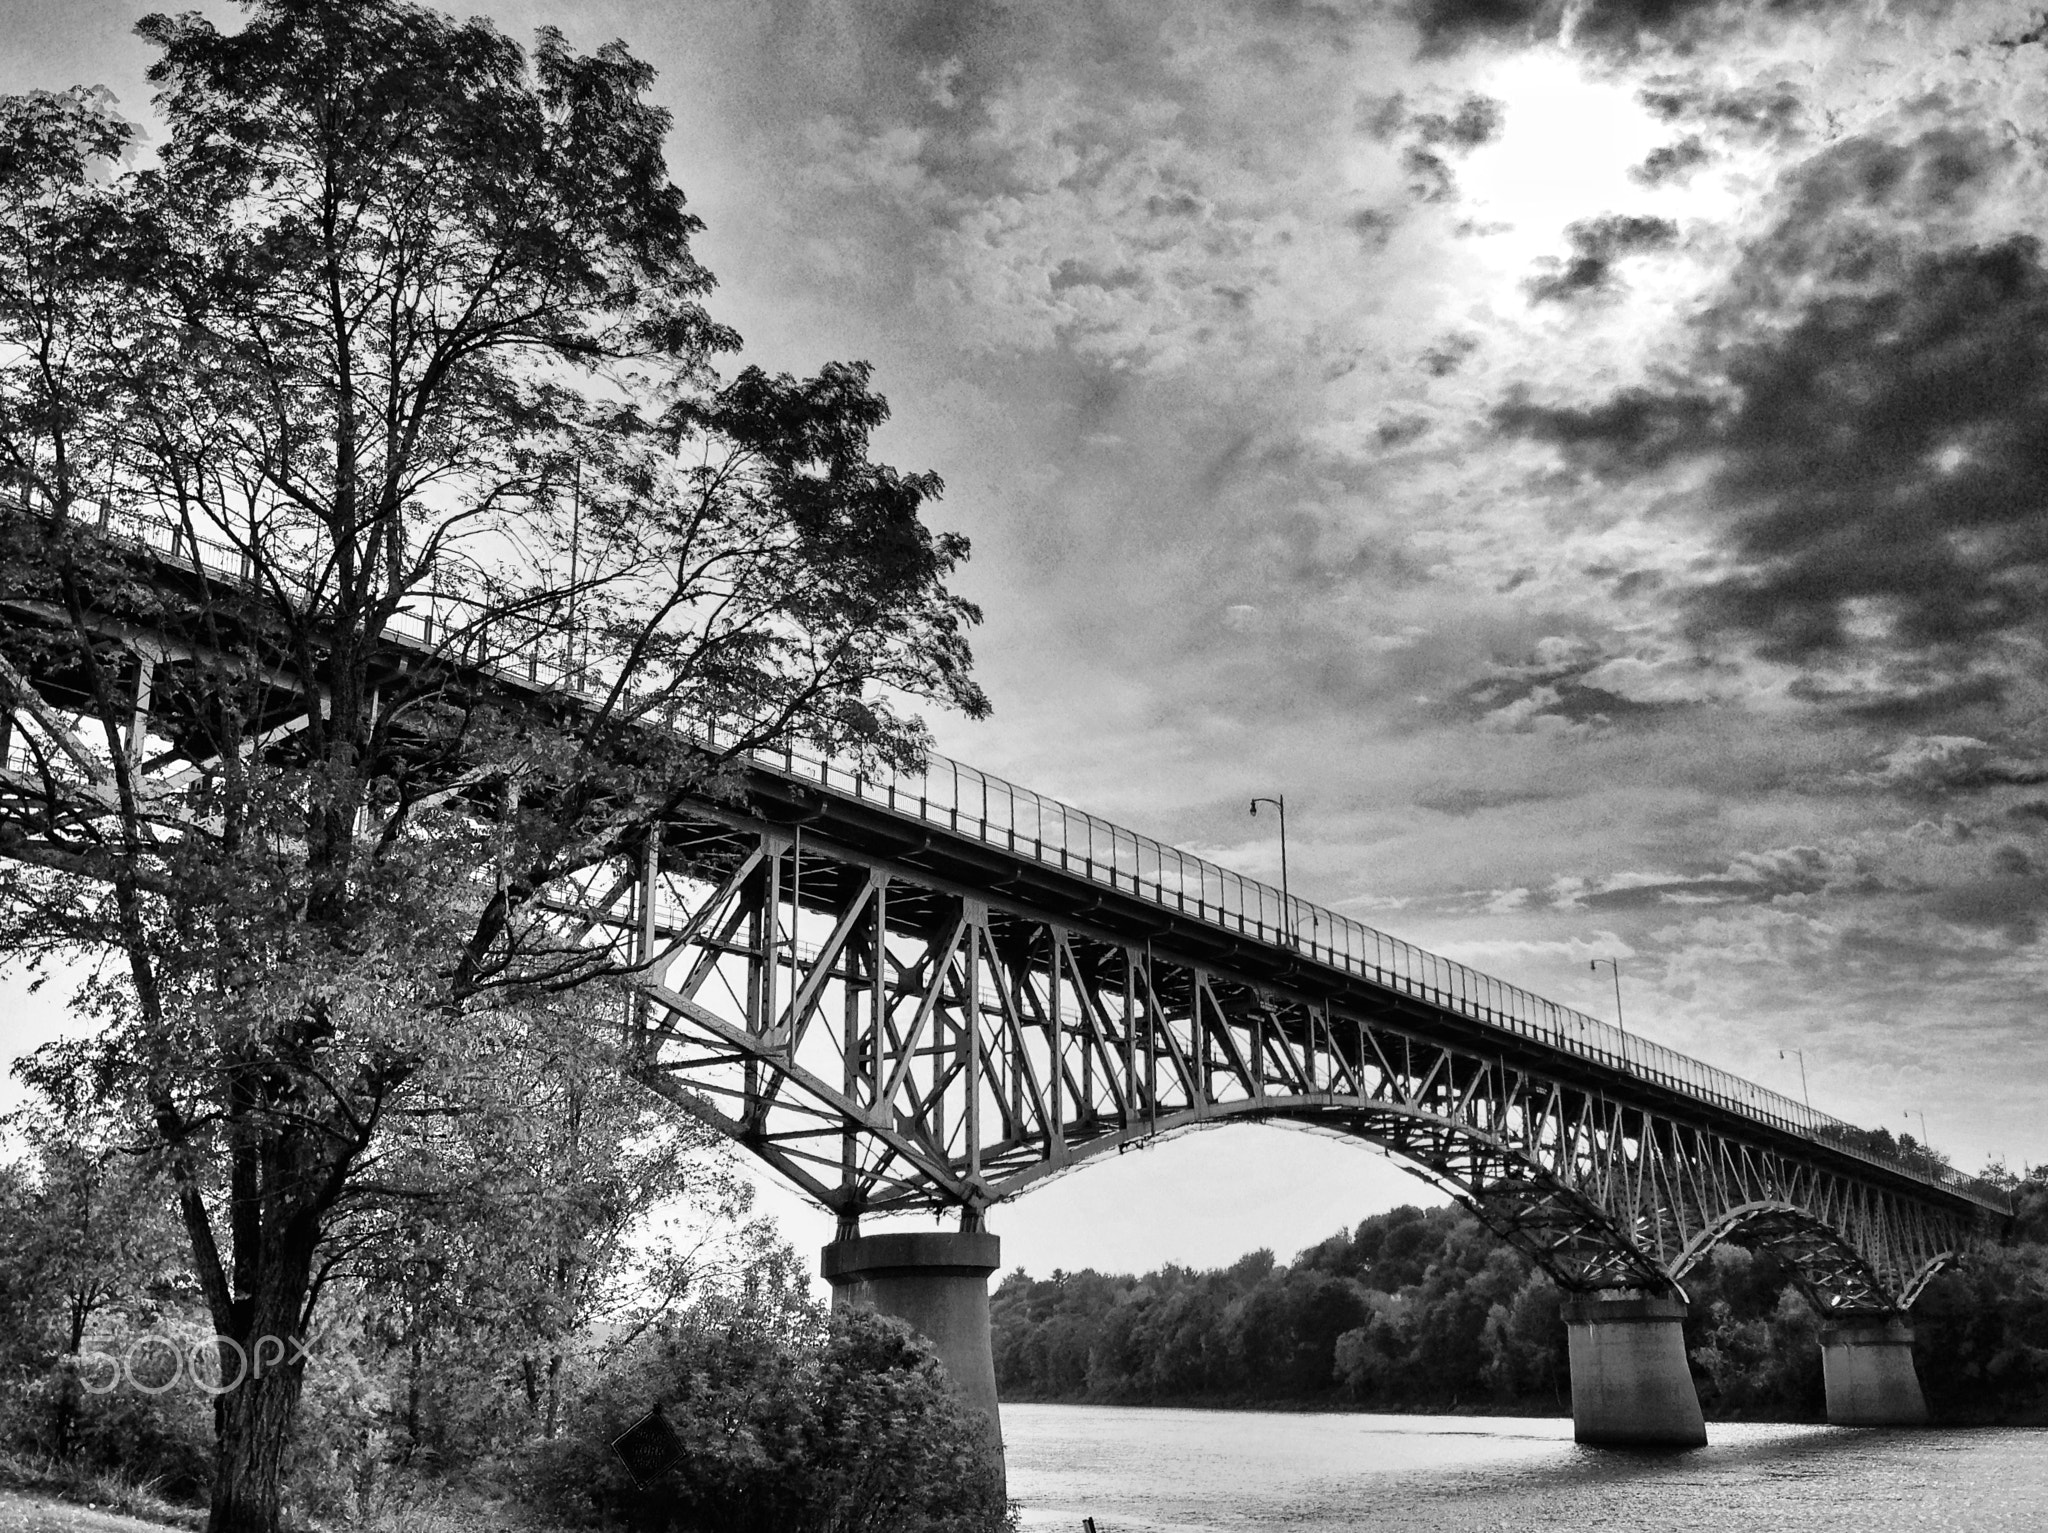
[{"x1": 54, "y1": 509, "x2": 2015, "y2": 1219}]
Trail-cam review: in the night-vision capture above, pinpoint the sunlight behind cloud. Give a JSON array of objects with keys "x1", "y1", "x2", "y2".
[{"x1": 1458, "y1": 50, "x2": 1673, "y2": 268}]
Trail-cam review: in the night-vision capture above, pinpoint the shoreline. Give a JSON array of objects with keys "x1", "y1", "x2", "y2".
[{"x1": 997, "y1": 1395, "x2": 2048, "y2": 1428}]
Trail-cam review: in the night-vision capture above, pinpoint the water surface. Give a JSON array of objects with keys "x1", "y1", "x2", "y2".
[{"x1": 1005, "y1": 1403, "x2": 2048, "y2": 1531}]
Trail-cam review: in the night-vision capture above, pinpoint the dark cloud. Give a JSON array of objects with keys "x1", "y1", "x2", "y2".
[
  {"x1": 1495, "y1": 385, "x2": 1718, "y2": 475},
  {"x1": 1414, "y1": 782, "x2": 1563, "y2": 816},
  {"x1": 1568, "y1": 844, "x2": 1849, "y2": 910},
  {"x1": 1834, "y1": 674, "x2": 2012, "y2": 728},
  {"x1": 1360, "y1": 92, "x2": 1408, "y2": 141},
  {"x1": 1376, "y1": 414, "x2": 1431, "y2": 448},
  {"x1": 1525, "y1": 214, "x2": 1679, "y2": 303},
  {"x1": 1050, "y1": 259, "x2": 1144, "y2": 293},
  {"x1": 1409, "y1": 0, "x2": 1854, "y2": 56},
  {"x1": 1413, "y1": 94, "x2": 1506, "y2": 149},
  {"x1": 1456, "y1": 638, "x2": 1697, "y2": 731},
  {"x1": 1639, "y1": 78, "x2": 1807, "y2": 143},
  {"x1": 1728, "y1": 128, "x2": 2014, "y2": 298},
  {"x1": 1632, "y1": 135, "x2": 1711, "y2": 188},
  {"x1": 1407, "y1": 0, "x2": 1552, "y2": 53},
  {"x1": 1699, "y1": 237, "x2": 2048, "y2": 662},
  {"x1": 1861, "y1": 735, "x2": 2048, "y2": 794},
  {"x1": 1349, "y1": 207, "x2": 1398, "y2": 248},
  {"x1": 1395, "y1": 93, "x2": 1506, "y2": 202},
  {"x1": 1927, "y1": 874, "x2": 2046, "y2": 943},
  {"x1": 1421, "y1": 332, "x2": 1478, "y2": 376},
  {"x1": 1500, "y1": 136, "x2": 2048, "y2": 680}
]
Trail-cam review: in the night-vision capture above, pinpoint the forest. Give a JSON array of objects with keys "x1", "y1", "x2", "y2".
[{"x1": 992, "y1": 1169, "x2": 2048, "y2": 1423}]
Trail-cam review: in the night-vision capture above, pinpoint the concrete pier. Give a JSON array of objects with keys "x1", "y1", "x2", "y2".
[
  {"x1": 1821, "y1": 1316, "x2": 1928, "y2": 1426},
  {"x1": 1560, "y1": 1294, "x2": 1708, "y2": 1447},
  {"x1": 821, "y1": 1228, "x2": 1004, "y2": 1474}
]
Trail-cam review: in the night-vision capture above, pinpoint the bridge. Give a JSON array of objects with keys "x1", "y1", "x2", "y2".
[{"x1": 0, "y1": 509, "x2": 2014, "y2": 1459}]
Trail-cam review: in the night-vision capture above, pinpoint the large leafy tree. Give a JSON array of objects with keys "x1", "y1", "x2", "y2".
[{"x1": 0, "y1": 4, "x2": 987, "y2": 1530}]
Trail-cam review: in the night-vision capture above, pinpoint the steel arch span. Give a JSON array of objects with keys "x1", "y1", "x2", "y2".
[
  {"x1": 0, "y1": 513, "x2": 2008, "y2": 1325},
  {"x1": 595, "y1": 811, "x2": 1993, "y2": 1317}
]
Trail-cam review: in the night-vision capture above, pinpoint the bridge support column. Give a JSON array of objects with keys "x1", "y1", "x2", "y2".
[
  {"x1": 1821, "y1": 1316, "x2": 1927, "y2": 1426},
  {"x1": 821, "y1": 1228, "x2": 1004, "y2": 1479},
  {"x1": 1560, "y1": 1295, "x2": 1707, "y2": 1448}
]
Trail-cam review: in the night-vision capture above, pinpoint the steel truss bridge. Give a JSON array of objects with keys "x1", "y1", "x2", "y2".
[{"x1": 0, "y1": 513, "x2": 2013, "y2": 1322}]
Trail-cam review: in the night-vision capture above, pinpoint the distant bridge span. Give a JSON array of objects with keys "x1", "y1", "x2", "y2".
[{"x1": 0, "y1": 512, "x2": 2013, "y2": 1447}]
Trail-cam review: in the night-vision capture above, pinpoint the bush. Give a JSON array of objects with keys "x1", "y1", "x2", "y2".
[
  {"x1": 0, "y1": 1321, "x2": 214, "y2": 1504},
  {"x1": 527, "y1": 1306, "x2": 1011, "y2": 1533}
]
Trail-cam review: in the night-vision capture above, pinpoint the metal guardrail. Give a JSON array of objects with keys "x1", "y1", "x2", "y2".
[{"x1": 78, "y1": 508, "x2": 2015, "y2": 1216}]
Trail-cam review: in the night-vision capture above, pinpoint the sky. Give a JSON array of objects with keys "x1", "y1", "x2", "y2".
[{"x1": 5, "y1": 0, "x2": 2048, "y2": 1278}]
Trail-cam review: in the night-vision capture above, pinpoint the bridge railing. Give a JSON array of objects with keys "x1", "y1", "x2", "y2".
[{"x1": 74, "y1": 506, "x2": 2014, "y2": 1216}]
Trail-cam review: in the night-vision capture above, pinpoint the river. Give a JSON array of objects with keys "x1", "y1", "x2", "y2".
[{"x1": 1003, "y1": 1403, "x2": 2048, "y2": 1531}]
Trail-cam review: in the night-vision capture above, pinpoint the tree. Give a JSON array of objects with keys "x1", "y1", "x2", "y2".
[
  {"x1": 0, "y1": 1101, "x2": 188, "y2": 1459},
  {"x1": 0, "y1": 3, "x2": 987, "y2": 1529},
  {"x1": 348, "y1": 1029, "x2": 756, "y2": 1462}
]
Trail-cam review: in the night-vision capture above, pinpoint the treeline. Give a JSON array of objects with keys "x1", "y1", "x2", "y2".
[{"x1": 993, "y1": 1172, "x2": 2048, "y2": 1422}]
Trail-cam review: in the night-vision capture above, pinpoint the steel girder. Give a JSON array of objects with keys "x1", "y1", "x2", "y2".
[
  {"x1": 570, "y1": 819, "x2": 1980, "y2": 1315},
  {"x1": 0, "y1": 573, "x2": 1989, "y2": 1321}
]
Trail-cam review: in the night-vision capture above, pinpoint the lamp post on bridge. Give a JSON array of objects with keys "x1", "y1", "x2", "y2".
[
  {"x1": 1780, "y1": 1048, "x2": 1811, "y2": 1111},
  {"x1": 1248, "y1": 794, "x2": 1293, "y2": 948},
  {"x1": 1589, "y1": 956, "x2": 1630, "y2": 1071},
  {"x1": 1907, "y1": 1108, "x2": 1935, "y2": 1182}
]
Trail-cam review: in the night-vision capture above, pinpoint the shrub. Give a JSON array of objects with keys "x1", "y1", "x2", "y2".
[{"x1": 527, "y1": 1306, "x2": 1011, "y2": 1533}]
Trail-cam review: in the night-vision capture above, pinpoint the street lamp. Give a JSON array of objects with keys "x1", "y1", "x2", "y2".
[
  {"x1": 1906, "y1": 1109, "x2": 1934, "y2": 1180},
  {"x1": 1589, "y1": 956, "x2": 1630, "y2": 1070},
  {"x1": 1779, "y1": 1048, "x2": 1811, "y2": 1111},
  {"x1": 1248, "y1": 795, "x2": 1292, "y2": 947}
]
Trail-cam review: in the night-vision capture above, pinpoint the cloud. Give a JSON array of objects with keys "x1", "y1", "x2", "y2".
[
  {"x1": 1387, "y1": 91, "x2": 1509, "y2": 202},
  {"x1": 1861, "y1": 736, "x2": 2048, "y2": 794},
  {"x1": 1632, "y1": 135, "x2": 1712, "y2": 187},
  {"x1": 1494, "y1": 385, "x2": 1719, "y2": 475},
  {"x1": 1409, "y1": 0, "x2": 1859, "y2": 57},
  {"x1": 1697, "y1": 235, "x2": 2048, "y2": 663},
  {"x1": 1637, "y1": 77, "x2": 1808, "y2": 145},
  {"x1": 1421, "y1": 332, "x2": 1479, "y2": 376},
  {"x1": 1525, "y1": 212, "x2": 1681, "y2": 303},
  {"x1": 1492, "y1": 115, "x2": 2048, "y2": 731},
  {"x1": 1413, "y1": 782, "x2": 1564, "y2": 816}
]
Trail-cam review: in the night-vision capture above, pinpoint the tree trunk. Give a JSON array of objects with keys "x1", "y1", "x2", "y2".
[
  {"x1": 204, "y1": 1223, "x2": 320, "y2": 1533},
  {"x1": 55, "y1": 1297, "x2": 88, "y2": 1458},
  {"x1": 209, "y1": 1362, "x2": 302, "y2": 1533}
]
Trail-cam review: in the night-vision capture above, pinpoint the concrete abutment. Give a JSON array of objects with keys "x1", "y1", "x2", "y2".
[
  {"x1": 821, "y1": 1228, "x2": 1004, "y2": 1484},
  {"x1": 1561, "y1": 1295, "x2": 1708, "y2": 1448},
  {"x1": 1821, "y1": 1316, "x2": 1928, "y2": 1426}
]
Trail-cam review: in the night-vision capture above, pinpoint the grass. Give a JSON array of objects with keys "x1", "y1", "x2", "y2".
[
  {"x1": 0, "y1": 1454, "x2": 202, "y2": 1533},
  {"x1": 0, "y1": 1450, "x2": 566, "y2": 1533}
]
